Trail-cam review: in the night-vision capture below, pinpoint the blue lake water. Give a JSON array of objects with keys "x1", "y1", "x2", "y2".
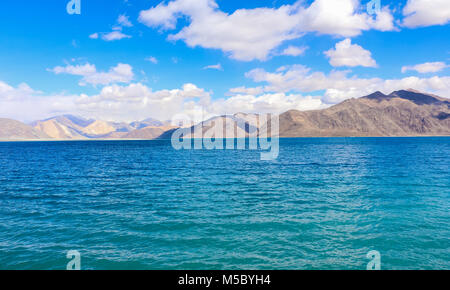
[{"x1": 0, "y1": 138, "x2": 449, "y2": 270}]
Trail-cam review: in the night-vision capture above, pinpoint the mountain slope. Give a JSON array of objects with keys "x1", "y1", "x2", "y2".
[
  {"x1": 32, "y1": 115, "x2": 135, "y2": 139},
  {"x1": 32, "y1": 119, "x2": 86, "y2": 139},
  {"x1": 123, "y1": 126, "x2": 179, "y2": 139},
  {"x1": 279, "y1": 90, "x2": 450, "y2": 137},
  {"x1": 130, "y1": 118, "x2": 166, "y2": 130},
  {"x1": 175, "y1": 113, "x2": 263, "y2": 139},
  {"x1": 82, "y1": 120, "x2": 117, "y2": 136},
  {"x1": 0, "y1": 118, "x2": 50, "y2": 140},
  {"x1": 32, "y1": 115, "x2": 92, "y2": 139}
]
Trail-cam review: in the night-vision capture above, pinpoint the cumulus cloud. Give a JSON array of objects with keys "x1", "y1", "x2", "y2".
[
  {"x1": 0, "y1": 78, "x2": 326, "y2": 123},
  {"x1": 402, "y1": 62, "x2": 448, "y2": 73},
  {"x1": 281, "y1": 45, "x2": 308, "y2": 56},
  {"x1": 138, "y1": 0, "x2": 301, "y2": 61},
  {"x1": 244, "y1": 64, "x2": 450, "y2": 103},
  {"x1": 402, "y1": 0, "x2": 450, "y2": 28},
  {"x1": 324, "y1": 38, "x2": 377, "y2": 68},
  {"x1": 75, "y1": 83, "x2": 212, "y2": 122},
  {"x1": 89, "y1": 33, "x2": 99, "y2": 39},
  {"x1": 2, "y1": 66, "x2": 450, "y2": 123},
  {"x1": 138, "y1": 0, "x2": 395, "y2": 61},
  {"x1": 0, "y1": 81, "x2": 77, "y2": 122},
  {"x1": 48, "y1": 63, "x2": 134, "y2": 86},
  {"x1": 298, "y1": 0, "x2": 395, "y2": 36},
  {"x1": 209, "y1": 93, "x2": 325, "y2": 116},
  {"x1": 0, "y1": 81, "x2": 38, "y2": 101},
  {"x1": 74, "y1": 82, "x2": 327, "y2": 122}
]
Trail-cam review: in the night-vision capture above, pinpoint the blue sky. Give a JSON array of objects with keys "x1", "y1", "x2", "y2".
[{"x1": 0, "y1": 0, "x2": 449, "y2": 122}]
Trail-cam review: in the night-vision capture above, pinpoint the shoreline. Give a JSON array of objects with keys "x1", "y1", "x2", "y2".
[{"x1": 1, "y1": 136, "x2": 450, "y2": 142}]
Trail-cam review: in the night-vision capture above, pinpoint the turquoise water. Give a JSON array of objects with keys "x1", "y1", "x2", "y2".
[{"x1": 0, "y1": 138, "x2": 449, "y2": 270}]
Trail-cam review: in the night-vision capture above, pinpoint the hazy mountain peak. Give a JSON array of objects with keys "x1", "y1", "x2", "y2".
[
  {"x1": 363, "y1": 91, "x2": 388, "y2": 100},
  {"x1": 130, "y1": 118, "x2": 164, "y2": 129},
  {"x1": 60, "y1": 114, "x2": 94, "y2": 127}
]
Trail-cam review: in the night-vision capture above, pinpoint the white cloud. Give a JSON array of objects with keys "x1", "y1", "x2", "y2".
[
  {"x1": 49, "y1": 63, "x2": 97, "y2": 76},
  {"x1": 227, "y1": 86, "x2": 265, "y2": 96},
  {"x1": 210, "y1": 93, "x2": 325, "y2": 115},
  {"x1": 141, "y1": 0, "x2": 301, "y2": 61},
  {"x1": 138, "y1": 0, "x2": 395, "y2": 61},
  {"x1": 0, "y1": 81, "x2": 38, "y2": 101},
  {"x1": 203, "y1": 63, "x2": 223, "y2": 70},
  {"x1": 281, "y1": 45, "x2": 308, "y2": 56},
  {"x1": 298, "y1": 0, "x2": 395, "y2": 36},
  {"x1": 244, "y1": 65, "x2": 450, "y2": 103},
  {"x1": 145, "y1": 56, "x2": 158, "y2": 64},
  {"x1": 101, "y1": 31, "x2": 132, "y2": 41},
  {"x1": 402, "y1": 0, "x2": 450, "y2": 28},
  {"x1": 0, "y1": 78, "x2": 325, "y2": 123},
  {"x1": 0, "y1": 81, "x2": 77, "y2": 122},
  {"x1": 324, "y1": 38, "x2": 377, "y2": 68},
  {"x1": 74, "y1": 82, "x2": 326, "y2": 122},
  {"x1": 48, "y1": 63, "x2": 134, "y2": 86},
  {"x1": 90, "y1": 14, "x2": 134, "y2": 41},
  {"x1": 75, "y1": 83, "x2": 213, "y2": 122},
  {"x1": 118, "y1": 14, "x2": 133, "y2": 27},
  {"x1": 2, "y1": 68, "x2": 449, "y2": 124},
  {"x1": 402, "y1": 62, "x2": 448, "y2": 73}
]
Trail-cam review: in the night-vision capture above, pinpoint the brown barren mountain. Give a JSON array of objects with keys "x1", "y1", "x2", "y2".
[
  {"x1": 279, "y1": 90, "x2": 450, "y2": 137},
  {"x1": 0, "y1": 118, "x2": 50, "y2": 140},
  {"x1": 177, "y1": 114, "x2": 261, "y2": 139},
  {"x1": 31, "y1": 115, "x2": 93, "y2": 139},
  {"x1": 124, "y1": 126, "x2": 179, "y2": 139}
]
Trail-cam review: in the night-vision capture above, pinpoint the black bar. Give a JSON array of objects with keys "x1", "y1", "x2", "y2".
[{"x1": 0, "y1": 270, "x2": 443, "y2": 288}]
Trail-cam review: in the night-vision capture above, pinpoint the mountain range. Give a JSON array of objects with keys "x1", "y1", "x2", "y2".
[
  {"x1": 0, "y1": 89, "x2": 449, "y2": 141},
  {"x1": 279, "y1": 89, "x2": 450, "y2": 137}
]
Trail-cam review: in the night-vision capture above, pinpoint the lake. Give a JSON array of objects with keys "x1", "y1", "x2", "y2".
[{"x1": 0, "y1": 138, "x2": 449, "y2": 269}]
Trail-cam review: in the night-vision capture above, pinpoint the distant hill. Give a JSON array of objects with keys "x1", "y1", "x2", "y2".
[
  {"x1": 124, "y1": 126, "x2": 179, "y2": 139},
  {"x1": 0, "y1": 118, "x2": 49, "y2": 140},
  {"x1": 177, "y1": 89, "x2": 450, "y2": 138},
  {"x1": 82, "y1": 120, "x2": 117, "y2": 136},
  {"x1": 31, "y1": 115, "x2": 89, "y2": 139},
  {"x1": 130, "y1": 118, "x2": 166, "y2": 130},
  {"x1": 174, "y1": 113, "x2": 262, "y2": 139},
  {"x1": 279, "y1": 89, "x2": 450, "y2": 137},
  {"x1": 32, "y1": 116, "x2": 136, "y2": 139}
]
